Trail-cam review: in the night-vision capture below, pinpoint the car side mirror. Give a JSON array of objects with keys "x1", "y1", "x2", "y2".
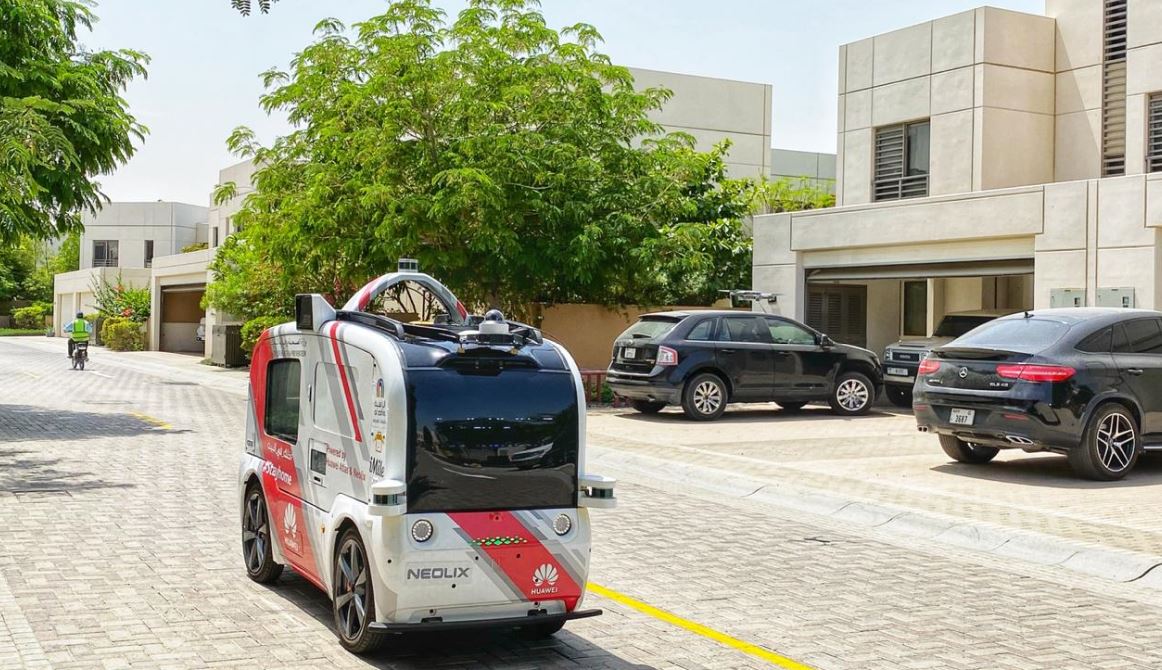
[{"x1": 818, "y1": 334, "x2": 835, "y2": 348}]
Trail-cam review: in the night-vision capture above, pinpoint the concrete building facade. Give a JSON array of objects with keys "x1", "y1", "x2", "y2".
[{"x1": 754, "y1": 0, "x2": 1162, "y2": 356}]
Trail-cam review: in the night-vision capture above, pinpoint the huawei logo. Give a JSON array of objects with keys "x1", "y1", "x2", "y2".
[
  {"x1": 532, "y1": 563, "x2": 559, "y2": 588},
  {"x1": 283, "y1": 505, "x2": 298, "y2": 538}
]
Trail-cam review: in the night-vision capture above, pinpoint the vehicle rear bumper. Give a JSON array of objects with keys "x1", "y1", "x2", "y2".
[
  {"x1": 369, "y1": 608, "x2": 601, "y2": 634},
  {"x1": 606, "y1": 373, "x2": 682, "y2": 404},
  {"x1": 914, "y1": 393, "x2": 1078, "y2": 452}
]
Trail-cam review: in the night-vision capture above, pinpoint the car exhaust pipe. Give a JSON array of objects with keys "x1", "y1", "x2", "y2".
[
  {"x1": 917, "y1": 426, "x2": 929, "y2": 433},
  {"x1": 1005, "y1": 435, "x2": 1037, "y2": 449}
]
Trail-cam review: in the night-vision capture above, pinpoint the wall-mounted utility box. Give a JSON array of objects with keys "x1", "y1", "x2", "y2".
[
  {"x1": 1096, "y1": 287, "x2": 1136, "y2": 309},
  {"x1": 1050, "y1": 288, "x2": 1087, "y2": 308}
]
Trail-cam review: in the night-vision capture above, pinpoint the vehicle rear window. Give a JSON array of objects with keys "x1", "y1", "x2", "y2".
[
  {"x1": 933, "y1": 315, "x2": 996, "y2": 338},
  {"x1": 686, "y1": 319, "x2": 715, "y2": 341},
  {"x1": 949, "y1": 318, "x2": 1069, "y2": 353},
  {"x1": 619, "y1": 317, "x2": 678, "y2": 341}
]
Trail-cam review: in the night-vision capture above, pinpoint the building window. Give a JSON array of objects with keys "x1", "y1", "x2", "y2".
[
  {"x1": 1147, "y1": 94, "x2": 1162, "y2": 173},
  {"x1": 902, "y1": 280, "x2": 928, "y2": 337},
  {"x1": 265, "y1": 359, "x2": 301, "y2": 442},
  {"x1": 1102, "y1": 0, "x2": 1128, "y2": 176},
  {"x1": 874, "y1": 121, "x2": 929, "y2": 201},
  {"x1": 92, "y1": 240, "x2": 119, "y2": 268},
  {"x1": 144, "y1": 240, "x2": 154, "y2": 268}
]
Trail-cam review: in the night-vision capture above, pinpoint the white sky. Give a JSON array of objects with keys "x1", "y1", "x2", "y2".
[{"x1": 84, "y1": 0, "x2": 1044, "y2": 204}]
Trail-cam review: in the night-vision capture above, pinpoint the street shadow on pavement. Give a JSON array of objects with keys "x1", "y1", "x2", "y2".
[
  {"x1": 0, "y1": 404, "x2": 178, "y2": 442},
  {"x1": 0, "y1": 446, "x2": 135, "y2": 494},
  {"x1": 263, "y1": 572, "x2": 654, "y2": 669},
  {"x1": 933, "y1": 452, "x2": 1162, "y2": 488}
]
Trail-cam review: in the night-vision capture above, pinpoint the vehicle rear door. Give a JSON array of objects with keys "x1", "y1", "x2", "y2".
[
  {"x1": 1111, "y1": 318, "x2": 1162, "y2": 441},
  {"x1": 715, "y1": 315, "x2": 776, "y2": 400},
  {"x1": 764, "y1": 316, "x2": 841, "y2": 396}
]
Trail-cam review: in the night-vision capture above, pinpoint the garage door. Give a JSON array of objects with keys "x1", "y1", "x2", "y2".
[
  {"x1": 806, "y1": 284, "x2": 867, "y2": 348},
  {"x1": 160, "y1": 285, "x2": 206, "y2": 353}
]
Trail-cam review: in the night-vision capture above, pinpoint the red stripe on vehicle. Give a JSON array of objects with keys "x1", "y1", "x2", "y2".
[
  {"x1": 448, "y1": 512, "x2": 581, "y2": 611},
  {"x1": 328, "y1": 322, "x2": 364, "y2": 442}
]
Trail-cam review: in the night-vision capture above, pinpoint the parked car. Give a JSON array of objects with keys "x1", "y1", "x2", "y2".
[
  {"x1": 606, "y1": 311, "x2": 883, "y2": 421},
  {"x1": 882, "y1": 310, "x2": 1010, "y2": 407},
  {"x1": 914, "y1": 308, "x2": 1162, "y2": 481}
]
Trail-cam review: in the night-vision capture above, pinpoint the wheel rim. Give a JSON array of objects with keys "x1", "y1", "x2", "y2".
[
  {"x1": 693, "y1": 380, "x2": 722, "y2": 415},
  {"x1": 242, "y1": 491, "x2": 268, "y2": 574},
  {"x1": 335, "y1": 539, "x2": 369, "y2": 640},
  {"x1": 1096, "y1": 411, "x2": 1135, "y2": 473},
  {"x1": 836, "y1": 379, "x2": 870, "y2": 411}
]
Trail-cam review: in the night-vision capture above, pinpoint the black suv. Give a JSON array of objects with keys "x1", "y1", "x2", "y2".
[{"x1": 606, "y1": 311, "x2": 883, "y2": 420}]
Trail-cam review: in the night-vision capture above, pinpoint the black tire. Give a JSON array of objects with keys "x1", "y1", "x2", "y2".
[
  {"x1": 71, "y1": 357, "x2": 78, "y2": 370},
  {"x1": 242, "y1": 485, "x2": 283, "y2": 584},
  {"x1": 939, "y1": 435, "x2": 999, "y2": 464},
  {"x1": 778, "y1": 401, "x2": 807, "y2": 412},
  {"x1": 885, "y1": 385, "x2": 912, "y2": 408},
  {"x1": 77, "y1": 357, "x2": 85, "y2": 371},
  {"x1": 630, "y1": 400, "x2": 666, "y2": 414},
  {"x1": 518, "y1": 619, "x2": 566, "y2": 639},
  {"x1": 829, "y1": 371, "x2": 874, "y2": 416},
  {"x1": 681, "y1": 372, "x2": 728, "y2": 421},
  {"x1": 333, "y1": 528, "x2": 387, "y2": 654},
  {"x1": 1068, "y1": 403, "x2": 1140, "y2": 481}
]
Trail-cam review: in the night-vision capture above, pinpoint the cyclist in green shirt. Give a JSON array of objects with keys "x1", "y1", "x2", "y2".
[{"x1": 64, "y1": 312, "x2": 92, "y2": 359}]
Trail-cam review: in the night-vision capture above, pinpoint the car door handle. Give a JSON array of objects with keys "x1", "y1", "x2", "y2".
[
  {"x1": 1127, "y1": 368, "x2": 1145, "y2": 376},
  {"x1": 720, "y1": 348, "x2": 737, "y2": 354}
]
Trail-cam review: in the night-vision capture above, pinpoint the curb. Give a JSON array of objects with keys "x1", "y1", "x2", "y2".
[{"x1": 588, "y1": 445, "x2": 1162, "y2": 588}]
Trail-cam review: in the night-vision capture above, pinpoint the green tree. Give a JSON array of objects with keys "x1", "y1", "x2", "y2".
[
  {"x1": 0, "y1": 0, "x2": 148, "y2": 243},
  {"x1": 209, "y1": 0, "x2": 832, "y2": 321},
  {"x1": 230, "y1": 0, "x2": 277, "y2": 16}
]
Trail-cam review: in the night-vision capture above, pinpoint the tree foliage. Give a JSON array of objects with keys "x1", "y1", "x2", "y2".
[
  {"x1": 230, "y1": 0, "x2": 277, "y2": 16},
  {"x1": 0, "y1": 0, "x2": 148, "y2": 243},
  {"x1": 208, "y1": 0, "x2": 832, "y2": 321}
]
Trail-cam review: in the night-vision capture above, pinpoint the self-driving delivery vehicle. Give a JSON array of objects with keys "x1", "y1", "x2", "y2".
[{"x1": 239, "y1": 261, "x2": 616, "y2": 653}]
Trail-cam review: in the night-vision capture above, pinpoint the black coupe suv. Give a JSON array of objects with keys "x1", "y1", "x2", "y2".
[
  {"x1": 606, "y1": 311, "x2": 883, "y2": 420},
  {"x1": 915, "y1": 308, "x2": 1162, "y2": 480}
]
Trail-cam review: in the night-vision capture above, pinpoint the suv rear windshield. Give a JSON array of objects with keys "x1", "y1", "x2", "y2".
[
  {"x1": 948, "y1": 318, "x2": 1069, "y2": 353},
  {"x1": 933, "y1": 315, "x2": 996, "y2": 338},
  {"x1": 618, "y1": 317, "x2": 679, "y2": 341}
]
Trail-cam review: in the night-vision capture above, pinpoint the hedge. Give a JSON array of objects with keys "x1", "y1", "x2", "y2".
[
  {"x1": 101, "y1": 317, "x2": 146, "y2": 352},
  {"x1": 12, "y1": 303, "x2": 50, "y2": 330}
]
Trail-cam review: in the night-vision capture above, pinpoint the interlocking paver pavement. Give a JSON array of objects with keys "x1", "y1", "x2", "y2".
[{"x1": 3, "y1": 336, "x2": 1162, "y2": 669}]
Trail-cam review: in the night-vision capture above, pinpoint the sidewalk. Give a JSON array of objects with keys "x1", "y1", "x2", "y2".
[{"x1": 585, "y1": 405, "x2": 1162, "y2": 587}]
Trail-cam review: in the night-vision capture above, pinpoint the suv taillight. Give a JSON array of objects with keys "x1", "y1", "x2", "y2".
[
  {"x1": 657, "y1": 346, "x2": 678, "y2": 366},
  {"x1": 917, "y1": 358, "x2": 942, "y2": 376},
  {"x1": 996, "y1": 363, "x2": 1075, "y2": 382}
]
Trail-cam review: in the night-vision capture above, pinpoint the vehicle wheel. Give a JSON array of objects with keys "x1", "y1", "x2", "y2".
[
  {"x1": 242, "y1": 485, "x2": 283, "y2": 584},
  {"x1": 630, "y1": 400, "x2": 666, "y2": 414},
  {"x1": 885, "y1": 385, "x2": 912, "y2": 409},
  {"x1": 71, "y1": 357, "x2": 78, "y2": 370},
  {"x1": 518, "y1": 619, "x2": 566, "y2": 639},
  {"x1": 1068, "y1": 403, "x2": 1140, "y2": 481},
  {"x1": 939, "y1": 435, "x2": 999, "y2": 464},
  {"x1": 779, "y1": 401, "x2": 807, "y2": 412},
  {"x1": 77, "y1": 357, "x2": 85, "y2": 371},
  {"x1": 333, "y1": 528, "x2": 387, "y2": 654},
  {"x1": 829, "y1": 371, "x2": 874, "y2": 416},
  {"x1": 682, "y1": 373, "x2": 728, "y2": 421}
]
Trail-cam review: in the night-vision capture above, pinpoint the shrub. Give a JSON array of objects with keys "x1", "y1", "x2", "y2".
[
  {"x1": 91, "y1": 273, "x2": 150, "y2": 322},
  {"x1": 12, "y1": 303, "x2": 50, "y2": 329},
  {"x1": 181, "y1": 242, "x2": 208, "y2": 253},
  {"x1": 101, "y1": 317, "x2": 145, "y2": 351},
  {"x1": 241, "y1": 315, "x2": 285, "y2": 354}
]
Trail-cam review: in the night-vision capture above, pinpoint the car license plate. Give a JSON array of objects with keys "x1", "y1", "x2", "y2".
[
  {"x1": 888, "y1": 367, "x2": 909, "y2": 377},
  {"x1": 949, "y1": 408, "x2": 975, "y2": 425},
  {"x1": 622, "y1": 347, "x2": 636, "y2": 360}
]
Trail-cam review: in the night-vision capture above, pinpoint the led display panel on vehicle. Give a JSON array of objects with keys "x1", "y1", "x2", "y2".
[{"x1": 405, "y1": 368, "x2": 579, "y2": 512}]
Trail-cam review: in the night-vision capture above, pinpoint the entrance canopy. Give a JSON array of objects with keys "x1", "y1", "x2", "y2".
[{"x1": 807, "y1": 258, "x2": 1033, "y2": 282}]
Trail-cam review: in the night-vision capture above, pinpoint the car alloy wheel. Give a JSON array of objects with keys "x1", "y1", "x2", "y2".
[
  {"x1": 835, "y1": 378, "x2": 869, "y2": 412},
  {"x1": 335, "y1": 537, "x2": 369, "y2": 641},
  {"x1": 1096, "y1": 411, "x2": 1136, "y2": 474},
  {"x1": 241, "y1": 486, "x2": 282, "y2": 583},
  {"x1": 693, "y1": 380, "x2": 722, "y2": 415}
]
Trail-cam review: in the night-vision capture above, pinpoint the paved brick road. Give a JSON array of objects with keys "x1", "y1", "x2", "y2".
[{"x1": 4, "y1": 337, "x2": 1162, "y2": 669}]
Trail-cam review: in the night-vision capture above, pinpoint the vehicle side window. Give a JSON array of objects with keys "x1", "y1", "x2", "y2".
[
  {"x1": 266, "y1": 359, "x2": 301, "y2": 442},
  {"x1": 765, "y1": 317, "x2": 816, "y2": 345},
  {"x1": 1077, "y1": 327, "x2": 1112, "y2": 354},
  {"x1": 313, "y1": 362, "x2": 359, "y2": 436},
  {"x1": 716, "y1": 317, "x2": 770, "y2": 344},
  {"x1": 686, "y1": 319, "x2": 715, "y2": 341},
  {"x1": 1117, "y1": 319, "x2": 1162, "y2": 354}
]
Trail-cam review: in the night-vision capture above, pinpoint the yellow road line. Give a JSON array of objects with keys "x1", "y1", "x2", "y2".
[
  {"x1": 129, "y1": 412, "x2": 172, "y2": 430},
  {"x1": 587, "y1": 583, "x2": 813, "y2": 670}
]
